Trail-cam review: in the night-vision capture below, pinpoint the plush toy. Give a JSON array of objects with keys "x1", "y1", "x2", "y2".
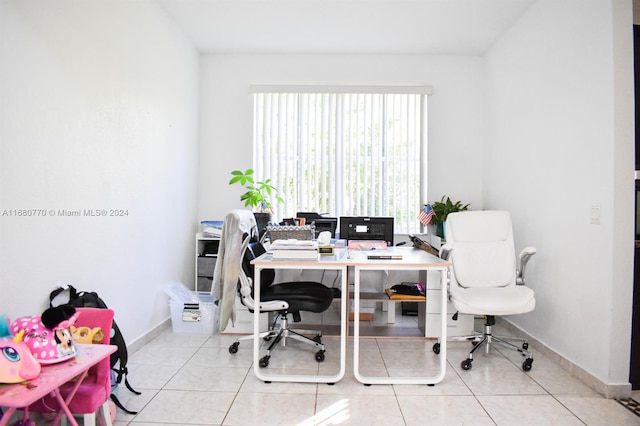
[
  {"x1": 0, "y1": 314, "x2": 41, "y2": 383},
  {"x1": 71, "y1": 326, "x2": 104, "y2": 344},
  {"x1": 11, "y1": 306, "x2": 80, "y2": 364}
]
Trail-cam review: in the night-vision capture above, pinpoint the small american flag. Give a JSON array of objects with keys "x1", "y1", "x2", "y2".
[{"x1": 418, "y1": 204, "x2": 435, "y2": 226}]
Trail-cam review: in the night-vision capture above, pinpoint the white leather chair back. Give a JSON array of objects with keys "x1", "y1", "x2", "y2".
[{"x1": 446, "y1": 211, "x2": 516, "y2": 289}]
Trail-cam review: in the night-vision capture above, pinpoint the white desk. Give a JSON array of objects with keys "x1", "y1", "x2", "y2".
[
  {"x1": 251, "y1": 247, "x2": 451, "y2": 385},
  {"x1": 348, "y1": 247, "x2": 450, "y2": 385},
  {"x1": 251, "y1": 250, "x2": 350, "y2": 384}
]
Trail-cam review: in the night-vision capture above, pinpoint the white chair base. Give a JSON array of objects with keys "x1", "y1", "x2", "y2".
[{"x1": 435, "y1": 316, "x2": 533, "y2": 372}]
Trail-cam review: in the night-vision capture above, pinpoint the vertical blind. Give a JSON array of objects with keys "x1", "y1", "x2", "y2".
[{"x1": 252, "y1": 86, "x2": 430, "y2": 233}]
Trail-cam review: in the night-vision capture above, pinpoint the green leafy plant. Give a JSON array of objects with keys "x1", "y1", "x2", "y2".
[
  {"x1": 431, "y1": 196, "x2": 470, "y2": 225},
  {"x1": 229, "y1": 168, "x2": 284, "y2": 212}
]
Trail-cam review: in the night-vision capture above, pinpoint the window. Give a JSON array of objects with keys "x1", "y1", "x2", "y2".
[{"x1": 252, "y1": 86, "x2": 430, "y2": 234}]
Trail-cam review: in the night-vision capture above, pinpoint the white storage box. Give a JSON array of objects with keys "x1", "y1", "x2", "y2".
[{"x1": 169, "y1": 291, "x2": 218, "y2": 335}]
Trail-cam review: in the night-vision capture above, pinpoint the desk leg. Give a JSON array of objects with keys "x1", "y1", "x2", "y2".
[
  {"x1": 253, "y1": 266, "x2": 347, "y2": 384},
  {"x1": 353, "y1": 268, "x2": 363, "y2": 383},
  {"x1": 353, "y1": 266, "x2": 448, "y2": 385}
]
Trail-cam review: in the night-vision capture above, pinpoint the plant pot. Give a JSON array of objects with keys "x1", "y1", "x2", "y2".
[
  {"x1": 253, "y1": 212, "x2": 273, "y2": 236},
  {"x1": 435, "y1": 222, "x2": 445, "y2": 239}
]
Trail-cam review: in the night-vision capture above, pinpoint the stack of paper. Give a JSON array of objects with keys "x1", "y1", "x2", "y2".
[
  {"x1": 201, "y1": 220, "x2": 223, "y2": 237},
  {"x1": 270, "y1": 239, "x2": 320, "y2": 260}
]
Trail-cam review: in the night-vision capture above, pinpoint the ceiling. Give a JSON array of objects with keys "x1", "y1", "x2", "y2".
[{"x1": 158, "y1": 0, "x2": 536, "y2": 55}]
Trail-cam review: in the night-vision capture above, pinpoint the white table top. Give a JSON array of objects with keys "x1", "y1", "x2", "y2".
[{"x1": 252, "y1": 246, "x2": 450, "y2": 268}]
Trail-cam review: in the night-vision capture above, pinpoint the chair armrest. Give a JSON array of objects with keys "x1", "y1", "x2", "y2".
[
  {"x1": 258, "y1": 300, "x2": 290, "y2": 311},
  {"x1": 439, "y1": 243, "x2": 453, "y2": 261},
  {"x1": 239, "y1": 278, "x2": 289, "y2": 311},
  {"x1": 516, "y1": 246, "x2": 536, "y2": 285}
]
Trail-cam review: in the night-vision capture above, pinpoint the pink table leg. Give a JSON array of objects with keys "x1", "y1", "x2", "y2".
[
  {"x1": 0, "y1": 407, "x2": 17, "y2": 426},
  {"x1": 51, "y1": 370, "x2": 89, "y2": 426}
]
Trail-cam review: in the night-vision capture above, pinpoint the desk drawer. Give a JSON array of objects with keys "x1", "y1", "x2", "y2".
[
  {"x1": 421, "y1": 312, "x2": 474, "y2": 337},
  {"x1": 425, "y1": 289, "x2": 456, "y2": 313}
]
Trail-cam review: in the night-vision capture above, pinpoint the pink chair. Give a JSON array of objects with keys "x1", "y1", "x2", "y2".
[{"x1": 29, "y1": 307, "x2": 115, "y2": 426}]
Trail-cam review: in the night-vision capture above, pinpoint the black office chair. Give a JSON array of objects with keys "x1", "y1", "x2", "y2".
[{"x1": 228, "y1": 235, "x2": 334, "y2": 368}]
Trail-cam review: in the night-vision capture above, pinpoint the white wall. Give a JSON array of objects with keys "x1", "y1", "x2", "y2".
[
  {"x1": 0, "y1": 1, "x2": 200, "y2": 343},
  {"x1": 484, "y1": 0, "x2": 635, "y2": 386},
  {"x1": 198, "y1": 54, "x2": 486, "y2": 221},
  {"x1": 1, "y1": 0, "x2": 634, "y2": 393}
]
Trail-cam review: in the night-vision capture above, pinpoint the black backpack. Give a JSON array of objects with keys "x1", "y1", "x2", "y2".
[{"x1": 49, "y1": 284, "x2": 141, "y2": 414}]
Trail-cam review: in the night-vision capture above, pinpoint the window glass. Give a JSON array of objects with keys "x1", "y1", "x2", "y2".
[{"x1": 253, "y1": 90, "x2": 427, "y2": 233}]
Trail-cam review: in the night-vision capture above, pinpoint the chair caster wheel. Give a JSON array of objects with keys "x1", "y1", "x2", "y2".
[
  {"x1": 461, "y1": 359, "x2": 473, "y2": 370},
  {"x1": 228, "y1": 342, "x2": 239, "y2": 354},
  {"x1": 432, "y1": 343, "x2": 440, "y2": 354},
  {"x1": 522, "y1": 358, "x2": 533, "y2": 371},
  {"x1": 259, "y1": 355, "x2": 270, "y2": 368},
  {"x1": 522, "y1": 342, "x2": 529, "y2": 350},
  {"x1": 315, "y1": 350, "x2": 325, "y2": 362},
  {"x1": 313, "y1": 334, "x2": 322, "y2": 344}
]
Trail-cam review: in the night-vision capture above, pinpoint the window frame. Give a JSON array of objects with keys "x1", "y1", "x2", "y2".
[{"x1": 251, "y1": 85, "x2": 431, "y2": 234}]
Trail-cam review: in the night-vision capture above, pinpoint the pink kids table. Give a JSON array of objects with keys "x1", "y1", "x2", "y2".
[{"x1": 0, "y1": 343, "x2": 117, "y2": 426}]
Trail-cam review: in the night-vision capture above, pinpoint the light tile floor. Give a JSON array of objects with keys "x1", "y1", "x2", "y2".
[
  {"x1": 5, "y1": 312, "x2": 640, "y2": 425},
  {"x1": 106, "y1": 315, "x2": 640, "y2": 426}
]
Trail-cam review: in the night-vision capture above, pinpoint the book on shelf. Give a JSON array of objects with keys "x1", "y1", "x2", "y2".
[
  {"x1": 202, "y1": 228, "x2": 222, "y2": 238},
  {"x1": 384, "y1": 288, "x2": 425, "y2": 300},
  {"x1": 201, "y1": 220, "x2": 223, "y2": 238}
]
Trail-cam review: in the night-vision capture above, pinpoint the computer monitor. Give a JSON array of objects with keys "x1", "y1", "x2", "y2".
[{"x1": 339, "y1": 216, "x2": 394, "y2": 246}]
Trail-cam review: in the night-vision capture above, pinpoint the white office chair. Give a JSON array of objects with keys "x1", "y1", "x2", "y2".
[{"x1": 434, "y1": 210, "x2": 536, "y2": 371}]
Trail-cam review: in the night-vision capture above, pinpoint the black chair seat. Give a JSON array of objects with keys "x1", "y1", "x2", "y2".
[
  {"x1": 231, "y1": 235, "x2": 335, "y2": 367},
  {"x1": 262, "y1": 281, "x2": 333, "y2": 313}
]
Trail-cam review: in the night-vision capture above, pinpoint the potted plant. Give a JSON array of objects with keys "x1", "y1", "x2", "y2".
[
  {"x1": 431, "y1": 196, "x2": 470, "y2": 238},
  {"x1": 229, "y1": 168, "x2": 284, "y2": 232}
]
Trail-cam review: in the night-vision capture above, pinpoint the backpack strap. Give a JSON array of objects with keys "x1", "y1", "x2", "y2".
[
  {"x1": 110, "y1": 394, "x2": 138, "y2": 415},
  {"x1": 49, "y1": 284, "x2": 79, "y2": 307},
  {"x1": 109, "y1": 321, "x2": 141, "y2": 395}
]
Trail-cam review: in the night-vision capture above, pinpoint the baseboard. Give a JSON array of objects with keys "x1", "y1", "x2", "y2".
[
  {"x1": 498, "y1": 317, "x2": 632, "y2": 399},
  {"x1": 127, "y1": 318, "x2": 171, "y2": 356}
]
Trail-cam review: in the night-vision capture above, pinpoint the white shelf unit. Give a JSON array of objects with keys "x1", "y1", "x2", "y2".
[{"x1": 195, "y1": 232, "x2": 220, "y2": 292}]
